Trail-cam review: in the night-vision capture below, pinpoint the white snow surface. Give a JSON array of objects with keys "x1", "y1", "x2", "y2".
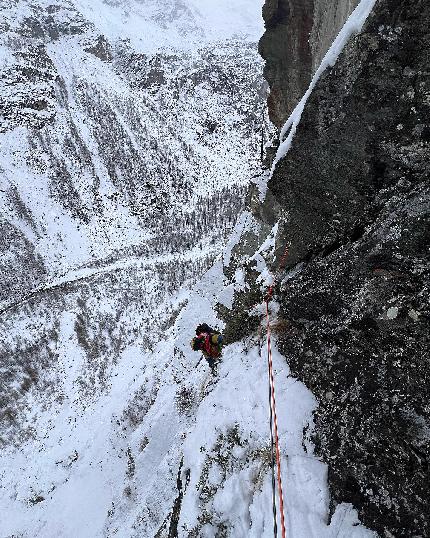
[
  {"x1": 0, "y1": 0, "x2": 266, "y2": 298},
  {"x1": 273, "y1": 0, "x2": 377, "y2": 168},
  {"x1": 72, "y1": 0, "x2": 265, "y2": 52},
  {"x1": 0, "y1": 258, "x2": 376, "y2": 537}
]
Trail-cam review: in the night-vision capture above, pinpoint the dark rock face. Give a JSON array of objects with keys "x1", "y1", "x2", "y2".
[
  {"x1": 258, "y1": 0, "x2": 359, "y2": 127},
  {"x1": 259, "y1": 0, "x2": 314, "y2": 128},
  {"x1": 84, "y1": 35, "x2": 113, "y2": 62},
  {"x1": 255, "y1": 0, "x2": 430, "y2": 536}
]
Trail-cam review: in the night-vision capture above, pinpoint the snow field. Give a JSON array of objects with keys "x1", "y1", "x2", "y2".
[
  {"x1": 1, "y1": 0, "x2": 265, "y2": 287},
  {"x1": 71, "y1": 0, "x2": 264, "y2": 53},
  {"x1": 0, "y1": 257, "x2": 376, "y2": 537}
]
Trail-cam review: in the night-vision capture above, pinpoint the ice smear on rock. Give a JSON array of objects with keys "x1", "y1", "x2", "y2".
[{"x1": 273, "y1": 0, "x2": 377, "y2": 168}]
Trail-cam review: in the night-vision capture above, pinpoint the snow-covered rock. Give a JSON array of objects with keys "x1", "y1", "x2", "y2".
[{"x1": 0, "y1": 1, "x2": 277, "y2": 535}]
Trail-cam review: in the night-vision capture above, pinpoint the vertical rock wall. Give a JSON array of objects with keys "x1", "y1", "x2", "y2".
[
  {"x1": 237, "y1": 0, "x2": 430, "y2": 536},
  {"x1": 310, "y1": 0, "x2": 360, "y2": 70},
  {"x1": 259, "y1": 0, "x2": 359, "y2": 127}
]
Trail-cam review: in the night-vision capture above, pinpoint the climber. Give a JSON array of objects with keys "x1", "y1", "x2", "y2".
[{"x1": 190, "y1": 323, "x2": 223, "y2": 374}]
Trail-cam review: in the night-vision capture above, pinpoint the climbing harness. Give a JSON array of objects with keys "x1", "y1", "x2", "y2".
[{"x1": 263, "y1": 244, "x2": 290, "y2": 538}]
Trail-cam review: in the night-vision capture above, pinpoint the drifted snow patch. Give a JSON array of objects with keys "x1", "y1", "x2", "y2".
[{"x1": 386, "y1": 306, "x2": 399, "y2": 320}]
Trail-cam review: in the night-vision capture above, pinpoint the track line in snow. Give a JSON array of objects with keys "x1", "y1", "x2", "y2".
[{"x1": 0, "y1": 243, "x2": 219, "y2": 316}]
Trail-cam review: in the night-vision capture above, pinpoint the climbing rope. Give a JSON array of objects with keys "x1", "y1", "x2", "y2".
[
  {"x1": 265, "y1": 292, "x2": 287, "y2": 538},
  {"x1": 264, "y1": 244, "x2": 290, "y2": 538},
  {"x1": 261, "y1": 324, "x2": 278, "y2": 538}
]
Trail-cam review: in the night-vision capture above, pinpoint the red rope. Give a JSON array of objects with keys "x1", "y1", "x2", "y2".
[
  {"x1": 260, "y1": 323, "x2": 279, "y2": 538},
  {"x1": 265, "y1": 297, "x2": 286, "y2": 538},
  {"x1": 264, "y1": 244, "x2": 290, "y2": 538}
]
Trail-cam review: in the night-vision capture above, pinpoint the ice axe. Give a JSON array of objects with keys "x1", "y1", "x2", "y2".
[{"x1": 195, "y1": 356, "x2": 204, "y2": 368}]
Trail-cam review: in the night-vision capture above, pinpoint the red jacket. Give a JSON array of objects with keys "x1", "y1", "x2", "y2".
[{"x1": 197, "y1": 332, "x2": 222, "y2": 358}]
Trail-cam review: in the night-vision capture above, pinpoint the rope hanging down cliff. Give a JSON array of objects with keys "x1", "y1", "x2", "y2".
[{"x1": 263, "y1": 245, "x2": 290, "y2": 538}]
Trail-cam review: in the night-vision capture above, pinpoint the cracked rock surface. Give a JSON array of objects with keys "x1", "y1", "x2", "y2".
[{"x1": 224, "y1": 0, "x2": 429, "y2": 535}]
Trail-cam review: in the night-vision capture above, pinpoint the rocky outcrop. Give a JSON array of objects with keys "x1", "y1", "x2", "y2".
[
  {"x1": 258, "y1": 0, "x2": 359, "y2": 127},
  {"x1": 225, "y1": 0, "x2": 429, "y2": 536}
]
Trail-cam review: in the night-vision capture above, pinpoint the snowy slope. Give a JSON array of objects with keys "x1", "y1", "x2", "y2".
[
  {"x1": 72, "y1": 0, "x2": 264, "y2": 53},
  {"x1": 0, "y1": 0, "x2": 268, "y2": 309},
  {"x1": 0, "y1": 255, "x2": 376, "y2": 537},
  {"x1": 0, "y1": 1, "x2": 281, "y2": 536}
]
